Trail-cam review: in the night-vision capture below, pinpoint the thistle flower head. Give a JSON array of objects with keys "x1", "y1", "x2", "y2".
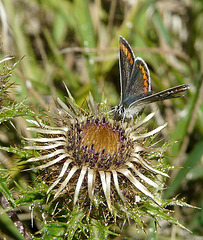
[{"x1": 25, "y1": 92, "x2": 169, "y2": 211}]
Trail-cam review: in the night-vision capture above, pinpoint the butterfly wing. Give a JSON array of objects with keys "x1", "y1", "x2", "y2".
[
  {"x1": 128, "y1": 84, "x2": 190, "y2": 109},
  {"x1": 119, "y1": 36, "x2": 152, "y2": 107},
  {"x1": 119, "y1": 36, "x2": 136, "y2": 103},
  {"x1": 122, "y1": 57, "x2": 152, "y2": 107}
]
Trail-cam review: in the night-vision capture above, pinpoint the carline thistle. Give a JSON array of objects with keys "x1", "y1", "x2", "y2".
[{"x1": 25, "y1": 36, "x2": 189, "y2": 212}]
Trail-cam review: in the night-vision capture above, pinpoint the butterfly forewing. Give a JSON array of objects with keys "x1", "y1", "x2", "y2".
[{"x1": 119, "y1": 36, "x2": 136, "y2": 101}]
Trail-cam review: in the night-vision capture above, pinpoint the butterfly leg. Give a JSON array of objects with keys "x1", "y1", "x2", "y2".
[{"x1": 121, "y1": 112, "x2": 126, "y2": 128}]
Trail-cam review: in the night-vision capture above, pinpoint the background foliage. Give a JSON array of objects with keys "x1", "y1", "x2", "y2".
[{"x1": 0, "y1": 0, "x2": 202, "y2": 239}]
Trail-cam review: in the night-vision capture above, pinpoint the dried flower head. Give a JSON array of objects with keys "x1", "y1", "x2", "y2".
[{"x1": 25, "y1": 91, "x2": 169, "y2": 211}]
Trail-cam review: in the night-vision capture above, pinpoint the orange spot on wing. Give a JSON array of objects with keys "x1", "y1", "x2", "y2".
[
  {"x1": 128, "y1": 52, "x2": 131, "y2": 61},
  {"x1": 130, "y1": 57, "x2": 133, "y2": 65},
  {"x1": 139, "y1": 64, "x2": 149, "y2": 92},
  {"x1": 120, "y1": 43, "x2": 134, "y2": 65},
  {"x1": 123, "y1": 45, "x2": 128, "y2": 56}
]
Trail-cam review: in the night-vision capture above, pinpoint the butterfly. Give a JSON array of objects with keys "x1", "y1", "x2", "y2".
[{"x1": 114, "y1": 35, "x2": 190, "y2": 121}]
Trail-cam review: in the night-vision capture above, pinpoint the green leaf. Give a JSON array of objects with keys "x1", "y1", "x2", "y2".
[
  {"x1": 0, "y1": 102, "x2": 33, "y2": 124},
  {"x1": 74, "y1": 0, "x2": 96, "y2": 50},
  {"x1": 0, "y1": 207, "x2": 26, "y2": 240},
  {"x1": 0, "y1": 175, "x2": 15, "y2": 206},
  {"x1": 89, "y1": 218, "x2": 118, "y2": 240},
  {"x1": 0, "y1": 145, "x2": 31, "y2": 159},
  {"x1": 164, "y1": 140, "x2": 203, "y2": 198},
  {"x1": 74, "y1": 0, "x2": 98, "y2": 99}
]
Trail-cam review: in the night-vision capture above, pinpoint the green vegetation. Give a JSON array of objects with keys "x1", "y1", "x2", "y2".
[{"x1": 0, "y1": 0, "x2": 202, "y2": 239}]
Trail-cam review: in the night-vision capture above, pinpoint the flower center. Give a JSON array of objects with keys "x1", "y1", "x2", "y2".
[
  {"x1": 71, "y1": 117, "x2": 130, "y2": 171},
  {"x1": 82, "y1": 122, "x2": 120, "y2": 154}
]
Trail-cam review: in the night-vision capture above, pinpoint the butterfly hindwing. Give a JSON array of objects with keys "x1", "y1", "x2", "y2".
[
  {"x1": 129, "y1": 84, "x2": 190, "y2": 108},
  {"x1": 122, "y1": 57, "x2": 152, "y2": 107}
]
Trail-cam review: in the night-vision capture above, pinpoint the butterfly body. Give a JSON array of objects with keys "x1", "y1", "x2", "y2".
[{"x1": 114, "y1": 36, "x2": 190, "y2": 121}]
